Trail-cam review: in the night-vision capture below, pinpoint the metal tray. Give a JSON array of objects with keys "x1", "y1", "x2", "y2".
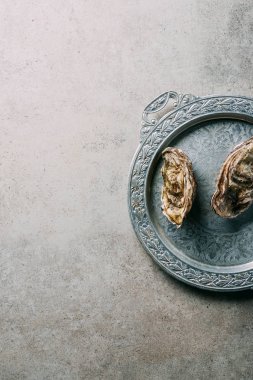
[{"x1": 128, "y1": 92, "x2": 253, "y2": 291}]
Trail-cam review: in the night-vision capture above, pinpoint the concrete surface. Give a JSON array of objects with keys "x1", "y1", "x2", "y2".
[{"x1": 1, "y1": 0, "x2": 253, "y2": 379}]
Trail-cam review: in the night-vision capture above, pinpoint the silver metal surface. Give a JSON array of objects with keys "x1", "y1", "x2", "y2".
[{"x1": 128, "y1": 92, "x2": 253, "y2": 291}]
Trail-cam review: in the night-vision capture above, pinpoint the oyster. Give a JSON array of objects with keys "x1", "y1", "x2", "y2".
[
  {"x1": 161, "y1": 147, "x2": 196, "y2": 227},
  {"x1": 212, "y1": 136, "x2": 253, "y2": 218}
]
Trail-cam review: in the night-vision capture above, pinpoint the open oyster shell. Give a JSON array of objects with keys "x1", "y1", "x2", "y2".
[
  {"x1": 212, "y1": 136, "x2": 253, "y2": 218},
  {"x1": 161, "y1": 147, "x2": 196, "y2": 227}
]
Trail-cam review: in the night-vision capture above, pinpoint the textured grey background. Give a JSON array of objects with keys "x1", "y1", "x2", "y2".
[{"x1": 1, "y1": 1, "x2": 253, "y2": 379}]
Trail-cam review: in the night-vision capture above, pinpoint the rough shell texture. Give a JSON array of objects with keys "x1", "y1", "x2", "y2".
[
  {"x1": 161, "y1": 147, "x2": 196, "y2": 227},
  {"x1": 212, "y1": 136, "x2": 253, "y2": 218}
]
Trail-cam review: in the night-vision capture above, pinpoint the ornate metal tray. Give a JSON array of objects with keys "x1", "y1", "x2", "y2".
[{"x1": 128, "y1": 92, "x2": 253, "y2": 291}]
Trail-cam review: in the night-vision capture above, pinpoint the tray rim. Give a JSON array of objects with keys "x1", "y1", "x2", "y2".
[{"x1": 128, "y1": 94, "x2": 253, "y2": 292}]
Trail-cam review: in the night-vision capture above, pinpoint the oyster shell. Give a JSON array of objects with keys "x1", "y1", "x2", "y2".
[
  {"x1": 161, "y1": 147, "x2": 196, "y2": 227},
  {"x1": 212, "y1": 136, "x2": 253, "y2": 218}
]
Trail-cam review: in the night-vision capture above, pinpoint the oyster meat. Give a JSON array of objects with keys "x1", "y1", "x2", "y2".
[
  {"x1": 212, "y1": 136, "x2": 253, "y2": 218},
  {"x1": 161, "y1": 147, "x2": 196, "y2": 227}
]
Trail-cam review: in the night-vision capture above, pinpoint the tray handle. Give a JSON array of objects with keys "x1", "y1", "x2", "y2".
[{"x1": 140, "y1": 91, "x2": 198, "y2": 143}]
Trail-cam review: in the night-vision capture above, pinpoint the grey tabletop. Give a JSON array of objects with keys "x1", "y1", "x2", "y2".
[{"x1": 1, "y1": 1, "x2": 253, "y2": 379}]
